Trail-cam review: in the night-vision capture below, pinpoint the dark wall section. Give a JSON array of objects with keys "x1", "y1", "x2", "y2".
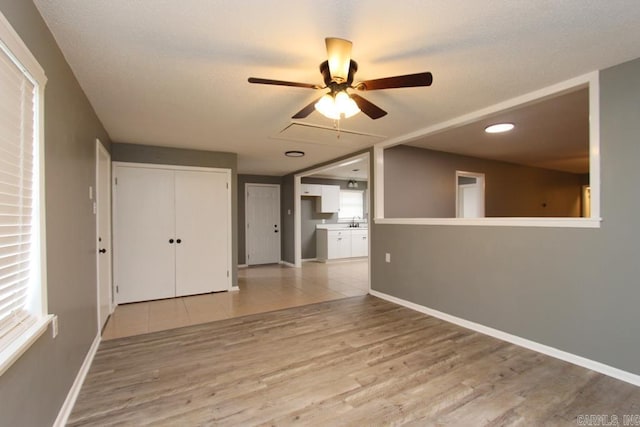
[
  {"x1": 372, "y1": 57, "x2": 640, "y2": 375},
  {"x1": 281, "y1": 174, "x2": 295, "y2": 264},
  {"x1": 384, "y1": 145, "x2": 584, "y2": 218},
  {"x1": 238, "y1": 174, "x2": 282, "y2": 264},
  {"x1": 111, "y1": 142, "x2": 239, "y2": 285},
  {"x1": 0, "y1": 1, "x2": 111, "y2": 425},
  {"x1": 300, "y1": 178, "x2": 368, "y2": 259}
]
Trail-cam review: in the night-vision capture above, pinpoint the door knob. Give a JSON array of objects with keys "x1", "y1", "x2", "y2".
[
  {"x1": 169, "y1": 239, "x2": 174, "y2": 244},
  {"x1": 99, "y1": 248, "x2": 106, "y2": 254},
  {"x1": 176, "y1": 239, "x2": 182, "y2": 244},
  {"x1": 274, "y1": 230, "x2": 279, "y2": 233}
]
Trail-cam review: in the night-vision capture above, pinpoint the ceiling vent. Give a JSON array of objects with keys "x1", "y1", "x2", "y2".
[{"x1": 272, "y1": 122, "x2": 385, "y2": 147}]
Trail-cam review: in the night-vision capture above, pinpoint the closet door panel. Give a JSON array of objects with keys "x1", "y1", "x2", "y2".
[
  {"x1": 113, "y1": 166, "x2": 176, "y2": 303},
  {"x1": 174, "y1": 170, "x2": 229, "y2": 295}
]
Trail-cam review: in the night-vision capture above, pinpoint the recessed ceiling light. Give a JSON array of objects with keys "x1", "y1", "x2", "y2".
[
  {"x1": 284, "y1": 150, "x2": 305, "y2": 157},
  {"x1": 485, "y1": 123, "x2": 515, "y2": 133}
]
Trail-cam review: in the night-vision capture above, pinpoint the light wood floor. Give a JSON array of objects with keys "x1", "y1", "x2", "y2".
[
  {"x1": 102, "y1": 260, "x2": 368, "y2": 339},
  {"x1": 71, "y1": 296, "x2": 640, "y2": 426}
]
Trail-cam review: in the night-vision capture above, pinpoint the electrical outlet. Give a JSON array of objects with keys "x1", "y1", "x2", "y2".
[
  {"x1": 52, "y1": 315, "x2": 59, "y2": 338},
  {"x1": 385, "y1": 253, "x2": 391, "y2": 263}
]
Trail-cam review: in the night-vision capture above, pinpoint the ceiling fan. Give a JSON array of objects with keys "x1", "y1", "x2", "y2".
[{"x1": 248, "y1": 38, "x2": 433, "y2": 120}]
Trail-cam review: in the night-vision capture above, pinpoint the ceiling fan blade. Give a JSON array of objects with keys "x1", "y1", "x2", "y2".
[
  {"x1": 325, "y1": 37, "x2": 352, "y2": 82},
  {"x1": 350, "y1": 94, "x2": 387, "y2": 119},
  {"x1": 356, "y1": 72, "x2": 433, "y2": 91},
  {"x1": 292, "y1": 96, "x2": 323, "y2": 119},
  {"x1": 248, "y1": 77, "x2": 320, "y2": 89}
]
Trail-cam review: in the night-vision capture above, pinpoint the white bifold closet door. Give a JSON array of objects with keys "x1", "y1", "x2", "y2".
[
  {"x1": 114, "y1": 167, "x2": 176, "y2": 303},
  {"x1": 174, "y1": 170, "x2": 229, "y2": 296},
  {"x1": 113, "y1": 165, "x2": 230, "y2": 304}
]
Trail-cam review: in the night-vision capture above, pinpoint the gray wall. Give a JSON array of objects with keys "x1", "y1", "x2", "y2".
[
  {"x1": 0, "y1": 1, "x2": 112, "y2": 425},
  {"x1": 384, "y1": 145, "x2": 585, "y2": 218},
  {"x1": 111, "y1": 142, "x2": 239, "y2": 286},
  {"x1": 300, "y1": 178, "x2": 368, "y2": 259},
  {"x1": 238, "y1": 174, "x2": 282, "y2": 264},
  {"x1": 372, "y1": 56, "x2": 640, "y2": 376}
]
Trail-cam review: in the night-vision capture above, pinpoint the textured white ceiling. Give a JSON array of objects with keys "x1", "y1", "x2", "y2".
[{"x1": 33, "y1": 0, "x2": 640, "y2": 176}]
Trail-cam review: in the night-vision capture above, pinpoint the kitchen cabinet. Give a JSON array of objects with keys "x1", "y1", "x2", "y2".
[
  {"x1": 301, "y1": 183, "x2": 322, "y2": 196},
  {"x1": 113, "y1": 163, "x2": 231, "y2": 304},
  {"x1": 316, "y1": 228, "x2": 368, "y2": 261},
  {"x1": 351, "y1": 229, "x2": 368, "y2": 257},
  {"x1": 317, "y1": 185, "x2": 340, "y2": 213}
]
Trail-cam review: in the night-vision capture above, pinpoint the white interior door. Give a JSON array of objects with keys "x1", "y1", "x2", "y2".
[
  {"x1": 96, "y1": 140, "x2": 112, "y2": 331},
  {"x1": 175, "y1": 170, "x2": 230, "y2": 295},
  {"x1": 113, "y1": 166, "x2": 176, "y2": 303},
  {"x1": 246, "y1": 184, "x2": 281, "y2": 265}
]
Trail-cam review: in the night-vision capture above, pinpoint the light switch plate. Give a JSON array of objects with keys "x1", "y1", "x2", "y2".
[{"x1": 385, "y1": 253, "x2": 391, "y2": 263}]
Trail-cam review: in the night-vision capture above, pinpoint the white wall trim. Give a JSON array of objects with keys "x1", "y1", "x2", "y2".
[
  {"x1": 230, "y1": 286, "x2": 240, "y2": 291},
  {"x1": 374, "y1": 217, "x2": 602, "y2": 228},
  {"x1": 369, "y1": 290, "x2": 640, "y2": 387},
  {"x1": 280, "y1": 260, "x2": 296, "y2": 268},
  {"x1": 237, "y1": 264, "x2": 248, "y2": 268},
  {"x1": 53, "y1": 333, "x2": 101, "y2": 427}
]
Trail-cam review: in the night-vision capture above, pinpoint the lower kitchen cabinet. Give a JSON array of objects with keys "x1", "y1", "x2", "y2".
[
  {"x1": 316, "y1": 228, "x2": 368, "y2": 261},
  {"x1": 351, "y1": 229, "x2": 368, "y2": 258}
]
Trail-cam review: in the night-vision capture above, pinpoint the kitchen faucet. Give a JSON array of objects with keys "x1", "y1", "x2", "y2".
[{"x1": 351, "y1": 216, "x2": 361, "y2": 227}]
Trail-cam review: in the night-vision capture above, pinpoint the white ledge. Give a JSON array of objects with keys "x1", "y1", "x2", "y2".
[{"x1": 374, "y1": 217, "x2": 602, "y2": 228}]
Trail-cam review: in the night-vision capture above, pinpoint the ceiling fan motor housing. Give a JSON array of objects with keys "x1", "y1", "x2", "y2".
[{"x1": 320, "y1": 59, "x2": 358, "y2": 90}]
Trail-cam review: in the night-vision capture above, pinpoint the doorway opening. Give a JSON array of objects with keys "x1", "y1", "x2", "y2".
[
  {"x1": 456, "y1": 171, "x2": 485, "y2": 218},
  {"x1": 293, "y1": 152, "x2": 371, "y2": 292}
]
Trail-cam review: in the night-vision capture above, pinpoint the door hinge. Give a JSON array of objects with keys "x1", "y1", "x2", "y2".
[
  {"x1": 116, "y1": 285, "x2": 119, "y2": 293},
  {"x1": 114, "y1": 177, "x2": 118, "y2": 186},
  {"x1": 227, "y1": 270, "x2": 229, "y2": 277},
  {"x1": 226, "y1": 182, "x2": 229, "y2": 189}
]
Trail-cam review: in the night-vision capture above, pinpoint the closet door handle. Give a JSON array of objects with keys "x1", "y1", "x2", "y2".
[
  {"x1": 99, "y1": 248, "x2": 106, "y2": 254},
  {"x1": 169, "y1": 239, "x2": 174, "y2": 244},
  {"x1": 176, "y1": 239, "x2": 182, "y2": 244}
]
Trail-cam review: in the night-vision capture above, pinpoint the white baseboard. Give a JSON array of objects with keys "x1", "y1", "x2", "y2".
[
  {"x1": 237, "y1": 264, "x2": 248, "y2": 268},
  {"x1": 369, "y1": 290, "x2": 640, "y2": 387},
  {"x1": 230, "y1": 286, "x2": 240, "y2": 291},
  {"x1": 53, "y1": 333, "x2": 101, "y2": 427},
  {"x1": 279, "y1": 260, "x2": 296, "y2": 268},
  {"x1": 302, "y1": 258, "x2": 317, "y2": 262}
]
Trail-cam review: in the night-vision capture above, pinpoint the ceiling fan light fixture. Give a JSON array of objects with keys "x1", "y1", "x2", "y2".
[
  {"x1": 326, "y1": 37, "x2": 352, "y2": 82},
  {"x1": 314, "y1": 91, "x2": 361, "y2": 120},
  {"x1": 485, "y1": 123, "x2": 515, "y2": 133}
]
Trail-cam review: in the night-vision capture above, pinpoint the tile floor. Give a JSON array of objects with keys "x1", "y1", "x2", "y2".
[{"x1": 101, "y1": 259, "x2": 369, "y2": 340}]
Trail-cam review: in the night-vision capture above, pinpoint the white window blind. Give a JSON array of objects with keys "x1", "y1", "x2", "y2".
[
  {"x1": 0, "y1": 41, "x2": 38, "y2": 354},
  {"x1": 338, "y1": 190, "x2": 364, "y2": 220}
]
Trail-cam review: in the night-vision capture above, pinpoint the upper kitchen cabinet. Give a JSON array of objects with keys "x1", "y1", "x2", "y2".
[
  {"x1": 301, "y1": 183, "x2": 322, "y2": 196},
  {"x1": 317, "y1": 185, "x2": 340, "y2": 213}
]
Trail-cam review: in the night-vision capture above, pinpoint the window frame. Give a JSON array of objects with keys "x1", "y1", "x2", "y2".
[
  {"x1": 0, "y1": 10, "x2": 50, "y2": 376},
  {"x1": 374, "y1": 72, "x2": 600, "y2": 229}
]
